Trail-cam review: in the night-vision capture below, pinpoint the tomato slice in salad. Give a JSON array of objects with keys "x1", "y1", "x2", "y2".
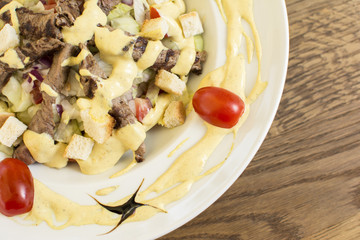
[
  {"x1": 192, "y1": 87, "x2": 245, "y2": 129},
  {"x1": 134, "y1": 98, "x2": 152, "y2": 122},
  {"x1": 0, "y1": 158, "x2": 34, "y2": 217}
]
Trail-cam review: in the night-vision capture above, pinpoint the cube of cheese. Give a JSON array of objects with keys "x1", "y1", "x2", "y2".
[
  {"x1": 0, "y1": 24, "x2": 19, "y2": 55},
  {"x1": 64, "y1": 134, "x2": 94, "y2": 161},
  {"x1": 155, "y1": 69, "x2": 186, "y2": 95},
  {"x1": 163, "y1": 101, "x2": 186, "y2": 128},
  {"x1": 179, "y1": 11, "x2": 204, "y2": 38},
  {"x1": 0, "y1": 116, "x2": 27, "y2": 147},
  {"x1": 141, "y1": 18, "x2": 169, "y2": 40}
]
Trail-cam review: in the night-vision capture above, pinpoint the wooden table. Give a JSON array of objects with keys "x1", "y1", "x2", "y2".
[{"x1": 161, "y1": 0, "x2": 360, "y2": 239}]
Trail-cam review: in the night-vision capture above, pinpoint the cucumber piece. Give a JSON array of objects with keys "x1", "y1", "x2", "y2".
[
  {"x1": 194, "y1": 35, "x2": 204, "y2": 52},
  {"x1": 108, "y1": 3, "x2": 133, "y2": 21},
  {"x1": 111, "y1": 16, "x2": 140, "y2": 35}
]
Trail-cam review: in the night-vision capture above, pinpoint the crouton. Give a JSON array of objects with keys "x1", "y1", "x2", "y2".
[
  {"x1": 0, "y1": 24, "x2": 19, "y2": 55},
  {"x1": 163, "y1": 101, "x2": 186, "y2": 128},
  {"x1": 0, "y1": 116, "x2": 27, "y2": 147},
  {"x1": 179, "y1": 11, "x2": 204, "y2": 38},
  {"x1": 80, "y1": 109, "x2": 115, "y2": 144},
  {"x1": 155, "y1": 69, "x2": 186, "y2": 95},
  {"x1": 64, "y1": 134, "x2": 94, "y2": 161},
  {"x1": 0, "y1": 112, "x2": 15, "y2": 127},
  {"x1": 141, "y1": 18, "x2": 169, "y2": 40}
]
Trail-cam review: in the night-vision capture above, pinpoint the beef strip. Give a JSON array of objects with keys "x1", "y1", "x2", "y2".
[
  {"x1": 132, "y1": 37, "x2": 207, "y2": 75},
  {"x1": 0, "y1": 61, "x2": 14, "y2": 89},
  {"x1": 28, "y1": 93, "x2": 56, "y2": 137},
  {"x1": 14, "y1": 93, "x2": 56, "y2": 165},
  {"x1": 16, "y1": 37, "x2": 64, "y2": 64},
  {"x1": 134, "y1": 142, "x2": 146, "y2": 163},
  {"x1": 109, "y1": 97, "x2": 136, "y2": 129},
  {"x1": 16, "y1": 7, "x2": 62, "y2": 40},
  {"x1": 13, "y1": 143, "x2": 35, "y2": 165},
  {"x1": 132, "y1": 37, "x2": 148, "y2": 61},
  {"x1": 55, "y1": 0, "x2": 83, "y2": 27},
  {"x1": 45, "y1": 43, "x2": 78, "y2": 92},
  {"x1": 109, "y1": 97, "x2": 146, "y2": 162},
  {"x1": 191, "y1": 51, "x2": 208, "y2": 75},
  {"x1": 79, "y1": 46, "x2": 107, "y2": 99},
  {"x1": 0, "y1": 9, "x2": 11, "y2": 24},
  {"x1": 97, "y1": 0, "x2": 121, "y2": 15},
  {"x1": 0, "y1": 0, "x2": 11, "y2": 9}
]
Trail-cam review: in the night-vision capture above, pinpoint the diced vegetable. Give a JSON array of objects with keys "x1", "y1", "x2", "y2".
[
  {"x1": 107, "y1": 3, "x2": 133, "y2": 21},
  {"x1": 111, "y1": 16, "x2": 140, "y2": 35},
  {"x1": 194, "y1": 35, "x2": 204, "y2": 51},
  {"x1": 54, "y1": 120, "x2": 81, "y2": 144},
  {"x1": 2, "y1": 77, "x2": 33, "y2": 112},
  {"x1": 162, "y1": 38, "x2": 179, "y2": 50}
]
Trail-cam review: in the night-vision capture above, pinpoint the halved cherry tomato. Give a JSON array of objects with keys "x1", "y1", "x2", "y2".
[
  {"x1": 150, "y1": 6, "x2": 161, "y2": 19},
  {"x1": 135, "y1": 98, "x2": 152, "y2": 122},
  {"x1": 192, "y1": 87, "x2": 245, "y2": 129},
  {"x1": 150, "y1": 7, "x2": 168, "y2": 38},
  {"x1": 0, "y1": 158, "x2": 34, "y2": 217}
]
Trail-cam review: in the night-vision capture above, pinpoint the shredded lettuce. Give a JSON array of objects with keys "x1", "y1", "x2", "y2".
[
  {"x1": 107, "y1": 3, "x2": 133, "y2": 21},
  {"x1": 54, "y1": 120, "x2": 81, "y2": 144},
  {"x1": 111, "y1": 16, "x2": 140, "y2": 35},
  {"x1": 2, "y1": 77, "x2": 33, "y2": 112}
]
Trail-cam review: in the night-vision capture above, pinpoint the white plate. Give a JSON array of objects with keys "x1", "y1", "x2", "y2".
[{"x1": 1, "y1": 0, "x2": 289, "y2": 239}]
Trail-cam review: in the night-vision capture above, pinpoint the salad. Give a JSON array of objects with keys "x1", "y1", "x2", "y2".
[
  {"x1": 0, "y1": 0, "x2": 207, "y2": 175},
  {"x1": 0, "y1": 0, "x2": 264, "y2": 236}
]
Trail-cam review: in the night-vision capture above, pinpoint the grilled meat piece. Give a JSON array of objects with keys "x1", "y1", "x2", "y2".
[
  {"x1": 13, "y1": 143, "x2": 36, "y2": 165},
  {"x1": 0, "y1": 62, "x2": 14, "y2": 90},
  {"x1": 132, "y1": 37, "x2": 207, "y2": 75},
  {"x1": 0, "y1": 0, "x2": 11, "y2": 9},
  {"x1": 16, "y1": 37, "x2": 64, "y2": 64},
  {"x1": 97, "y1": 0, "x2": 121, "y2": 15},
  {"x1": 135, "y1": 142, "x2": 146, "y2": 163},
  {"x1": 79, "y1": 46, "x2": 107, "y2": 99},
  {"x1": 109, "y1": 97, "x2": 136, "y2": 129},
  {"x1": 14, "y1": 93, "x2": 56, "y2": 165},
  {"x1": 55, "y1": 0, "x2": 83, "y2": 27},
  {"x1": 45, "y1": 43, "x2": 78, "y2": 92},
  {"x1": 16, "y1": 7, "x2": 62, "y2": 40}
]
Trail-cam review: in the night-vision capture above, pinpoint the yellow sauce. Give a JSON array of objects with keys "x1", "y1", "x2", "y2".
[
  {"x1": 96, "y1": 186, "x2": 119, "y2": 196},
  {"x1": 21, "y1": 0, "x2": 267, "y2": 231},
  {"x1": 0, "y1": 48, "x2": 24, "y2": 69},
  {"x1": 62, "y1": 0, "x2": 107, "y2": 45},
  {"x1": 0, "y1": 1, "x2": 22, "y2": 34}
]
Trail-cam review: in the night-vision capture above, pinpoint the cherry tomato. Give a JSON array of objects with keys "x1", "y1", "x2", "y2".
[
  {"x1": 135, "y1": 98, "x2": 152, "y2": 122},
  {"x1": 150, "y1": 7, "x2": 161, "y2": 19},
  {"x1": 0, "y1": 158, "x2": 34, "y2": 217},
  {"x1": 149, "y1": 7, "x2": 168, "y2": 38},
  {"x1": 192, "y1": 87, "x2": 245, "y2": 129}
]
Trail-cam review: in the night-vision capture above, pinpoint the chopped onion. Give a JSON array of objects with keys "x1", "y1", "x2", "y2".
[
  {"x1": 134, "y1": 0, "x2": 146, "y2": 25},
  {"x1": 56, "y1": 104, "x2": 64, "y2": 117},
  {"x1": 30, "y1": 69, "x2": 44, "y2": 81},
  {"x1": 21, "y1": 79, "x2": 34, "y2": 94},
  {"x1": 121, "y1": 0, "x2": 133, "y2": 6}
]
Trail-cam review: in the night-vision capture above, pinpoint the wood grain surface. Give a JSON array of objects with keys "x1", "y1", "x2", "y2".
[{"x1": 161, "y1": 0, "x2": 360, "y2": 239}]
